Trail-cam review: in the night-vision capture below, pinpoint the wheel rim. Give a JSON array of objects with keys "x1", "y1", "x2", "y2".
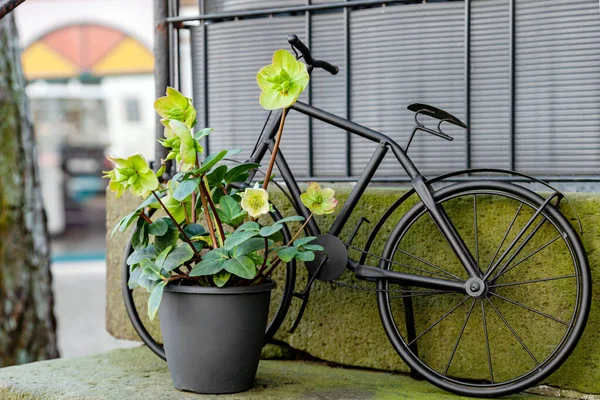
[{"x1": 377, "y1": 183, "x2": 590, "y2": 397}]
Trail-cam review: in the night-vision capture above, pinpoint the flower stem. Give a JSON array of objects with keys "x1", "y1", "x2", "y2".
[
  {"x1": 201, "y1": 177, "x2": 225, "y2": 247},
  {"x1": 151, "y1": 191, "x2": 201, "y2": 259},
  {"x1": 140, "y1": 212, "x2": 153, "y2": 225},
  {"x1": 198, "y1": 185, "x2": 218, "y2": 249},
  {"x1": 286, "y1": 214, "x2": 313, "y2": 246},
  {"x1": 262, "y1": 108, "x2": 288, "y2": 191}
]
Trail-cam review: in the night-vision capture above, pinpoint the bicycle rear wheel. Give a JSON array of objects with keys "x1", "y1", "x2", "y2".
[{"x1": 377, "y1": 181, "x2": 590, "y2": 397}]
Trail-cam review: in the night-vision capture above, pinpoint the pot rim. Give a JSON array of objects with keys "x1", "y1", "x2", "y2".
[{"x1": 164, "y1": 279, "x2": 276, "y2": 295}]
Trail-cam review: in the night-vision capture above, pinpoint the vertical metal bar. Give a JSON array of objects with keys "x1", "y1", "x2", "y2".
[
  {"x1": 175, "y1": 0, "x2": 181, "y2": 91},
  {"x1": 509, "y1": 0, "x2": 516, "y2": 170},
  {"x1": 154, "y1": 0, "x2": 170, "y2": 171},
  {"x1": 167, "y1": 0, "x2": 175, "y2": 88},
  {"x1": 201, "y1": 0, "x2": 210, "y2": 153},
  {"x1": 344, "y1": 1, "x2": 352, "y2": 177},
  {"x1": 464, "y1": 0, "x2": 471, "y2": 169},
  {"x1": 306, "y1": 0, "x2": 313, "y2": 177}
]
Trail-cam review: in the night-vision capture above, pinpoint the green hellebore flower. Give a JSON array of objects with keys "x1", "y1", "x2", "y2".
[
  {"x1": 104, "y1": 154, "x2": 159, "y2": 198},
  {"x1": 300, "y1": 182, "x2": 338, "y2": 215},
  {"x1": 154, "y1": 87, "x2": 197, "y2": 128},
  {"x1": 240, "y1": 185, "x2": 270, "y2": 218},
  {"x1": 257, "y1": 49, "x2": 309, "y2": 110}
]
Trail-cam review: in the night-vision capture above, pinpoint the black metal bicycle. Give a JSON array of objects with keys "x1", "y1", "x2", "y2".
[{"x1": 123, "y1": 34, "x2": 591, "y2": 398}]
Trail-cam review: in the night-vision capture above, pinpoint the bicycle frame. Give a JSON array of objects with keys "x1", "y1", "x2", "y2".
[{"x1": 248, "y1": 101, "x2": 481, "y2": 294}]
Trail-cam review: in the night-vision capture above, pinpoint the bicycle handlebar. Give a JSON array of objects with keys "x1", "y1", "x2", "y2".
[{"x1": 287, "y1": 34, "x2": 339, "y2": 75}]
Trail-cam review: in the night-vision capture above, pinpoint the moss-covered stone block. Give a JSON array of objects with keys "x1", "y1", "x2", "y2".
[
  {"x1": 0, "y1": 346, "x2": 560, "y2": 399},
  {"x1": 106, "y1": 186, "x2": 600, "y2": 394}
]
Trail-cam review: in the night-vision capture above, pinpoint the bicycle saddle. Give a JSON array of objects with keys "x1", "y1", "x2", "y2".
[{"x1": 407, "y1": 103, "x2": 468, "y2": 129}]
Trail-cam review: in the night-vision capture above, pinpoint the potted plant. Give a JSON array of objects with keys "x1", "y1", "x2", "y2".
[{"x1": 105, "y1": 49, "x2": 338, "y2": 394}]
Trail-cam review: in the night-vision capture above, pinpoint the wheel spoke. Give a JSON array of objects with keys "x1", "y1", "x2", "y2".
[
  {"x1": 444, "y1": 298, "x2": 477, "y2": 375},
  {"x1": 409, "y1": 296, "x2": 470, "y2": 346},
  {"x1": 490, "y1": 292, "x2": 568, "y2": 326},
  {"x1": 487, "y1": 204, "x2": 523, "y2": 272},
  {"x1": 481, "y1": 300, "x2": 494, "y2": 383},
  {"x1": 485, "y1": 194, "x2": 557, "y2": 281},
  {"x1": 486, "y1": 298, "x2": 540, "y2": 366},
  {"x1": 491, "y1": 235, "x2": 561, "y2": 282},
  {"x1": 397, "y1": 248, "x2": 462, "y2": 281},
  {"x1": 474, "y1": 195, "x2": 479, "y2": 269},
  {"x1": 490, "y1": 274, "x2": 576, "y2": 288}
]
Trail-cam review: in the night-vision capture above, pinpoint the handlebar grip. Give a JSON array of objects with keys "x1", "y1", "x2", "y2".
[
  {"x1": 313, "y1": 60, "x2": 339, "y2": 75},
  {"x1": 287, "y1": 34, "x2": 339, "y2": 75}
]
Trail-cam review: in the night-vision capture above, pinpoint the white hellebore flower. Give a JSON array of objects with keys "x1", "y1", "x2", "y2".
[{"x1": 241, "y1": 185, "x2": 270, "y2": 218}]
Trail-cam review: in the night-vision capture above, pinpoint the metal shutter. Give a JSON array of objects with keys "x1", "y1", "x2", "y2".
[
  {"x1": 349, "y1": 2, "x2": 466, "y2": 177},
  {"x1": 470, "y1": 0, "x2": 510, "y2": 169},
  {"x1": 311, "y1": 12, "x2": 347, "y2": 177},
  {"x1": 515, "y1": 0, "x2": 600, "y2": 175}
]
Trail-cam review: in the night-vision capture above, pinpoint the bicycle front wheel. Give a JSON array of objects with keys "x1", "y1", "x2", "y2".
[{"x1": 377, "y1": 181, "x2": 590, "y2": 397}]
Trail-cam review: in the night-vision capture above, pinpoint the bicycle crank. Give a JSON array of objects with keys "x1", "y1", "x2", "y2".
[{"x1": 304, "y1": 234, "x2": 348, "y2": 281}]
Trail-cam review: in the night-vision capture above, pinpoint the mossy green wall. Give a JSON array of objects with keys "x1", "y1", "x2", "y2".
[{"x1": 106, "y1": 187, "x2": 600, "y2": 393}]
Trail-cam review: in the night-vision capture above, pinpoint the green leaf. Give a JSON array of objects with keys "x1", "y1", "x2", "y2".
[
  {"x1": 274, "y1": 215, "x2": 305, "y2": 225},
  {"x1": 225, "y1": 163, "x2": 260, "y2": 184},
  {"x1": 170, "y1": 120, "x2": 198, "y2": 165},
  {"x1": 259, "y1": 224, "x2": 283, "y2": 237},
  {"x1": 112, "y1": 210, "x2": 140, "y2": 237},
  {"x1": 148, "y1": 281, "x2": 167, "y2": 321},
  {"x1": 183, "y1": 223, "x2": 206, "y2": 238},
  {"x1": 147, "y1": 219, "x2": 169, "y2": 236},
  {"x1": 235, "y1": 237, "x2": 271, "y2": 257},
  {"x1": 302, "y1": 244, "x2": 324, "y2": 251},
  {"x1": 154, "y1": 246, "x2": 172, "y2": 268},
  {"x1": 217, "y1": 195, "x2": 243, "y2": 226},
  {"x1": 154, "y1": 228, "x2": 179, "y2": 253},
  {"x1": 137, "y1": 277, "x2": 158, "y2": 292},
  {"x1": 277, "y1": 246, "x2": 298, "y2": 263},
  {"x1": 293, "y1": 236, "x2": 317, "y2": 248},
  {"x1": 193, "y1": 127, "x2": 213, "y2": 141},
  {"x1": 295, "y1": 251, "x2": 315, "y2": 262},
  {"x1": 224, "y1": 230, "x2": 260, "y2": 250},
  {"x1": 213, "y1": 271, "x2": 231, "y2": 287},
  {"x1": 197, "y1": 150, "x2": 228, "y2": 174},
  {"x1": 136, "y1": 193, "x2": 161, "y2": 211},
  {"x1": 163, "y1": 243, "x2": 195, "y2": 272},
  {"x1": 131, "y1": 224, "x2": 149, "y2": 251},
  {"x1": 126, "y1": 245, "x2": 156, "y2": 266},
  {"x1": 207, "y1": 164, "x2": 228, "y2": 185},
  {"x1": 128, "y1": 266, "x2": 144, "y2": 289},
  {"x1": 223, "y1": 256, "x2": 256, "y2": 279},
  {"x1": 236, "y1": 221, "x2": 260, "y2": 232},
  {"x1": 172, "y1": 179, "x2": 199, "y2": 201},
  {"x1": 190, "y1": 253, "x2": 228, "y2": 276},
  {"x1": 140, "y1": 259, "x2": 162, "y2": 281}
]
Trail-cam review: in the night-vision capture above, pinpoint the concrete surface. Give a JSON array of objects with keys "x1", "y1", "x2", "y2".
[{"x1": 52, "y1": 260, "x2": 138, "y2": 358}]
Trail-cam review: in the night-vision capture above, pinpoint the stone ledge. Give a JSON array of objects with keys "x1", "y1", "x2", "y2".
[
  {"x1": 106, "y1": 188, "x2": 600, "y2": 394},
  {"x1": 0, "y1": 346, "x2": 559, "y2": 400}
]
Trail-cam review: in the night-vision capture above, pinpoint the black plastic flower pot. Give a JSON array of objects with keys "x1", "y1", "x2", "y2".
[{"x1": 158, "y1": 280, "x2": 275, "y2": 394}]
